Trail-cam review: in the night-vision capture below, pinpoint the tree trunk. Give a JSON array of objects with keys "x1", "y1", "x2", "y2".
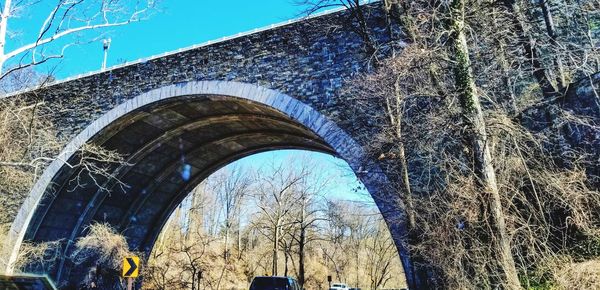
[
  {"x1": 354, "y1": 240, "x2": 360, "y2": 288},
  {"x1": 224, "y1": 219, "x2": 230, "y2": 261},
  {"x1": 284, "y1": 242, "x2": 289, "y2": 277},
  {"x1": 299, "y1": 226, "x2": 306, "y2": 288},
  {"x1": 390, "y1": 68, "x2": 427, "y2": 289},
  {"x1": 237, "y1": 211, "x2": 243, "y2": 259},
  {"x1": 384, "y1": 0, "x2": 416, "y2": 43},
  {"x1": 538, "y1": 0, "x2": 566, "y2": 90},
  {"x1": 398, "y1": 144, "x2": 415, "y2": 228},
  {"x1": 351, "y1": 0, "x2": 376, "y2": 55},
  {"x1": 391, "y1": 77, "x2": 416, "y2": 230},
  {"x1": 191, "y1": 268, "x2": 197, "y2": 290},
  {"x1": 574, "y1": 0, "x2": 600, "y2": 71},
  {"x1": 449, "y1": 0, "x2": 520, "y2": 288},
  {"x1": 273, "y1": 222, "x2": 279, "y2": 276},
  {"x1": 503, "y1": 0, "x2": 557, "y2": 98}
]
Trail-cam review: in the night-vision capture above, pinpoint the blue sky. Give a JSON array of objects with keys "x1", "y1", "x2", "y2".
[
  {"x1": 234, "y1": 150, "x2": 373, "y2": 203},
  {"x1": 8, "y1": 0, "x2": 372, "y2": 204},
  {"x1": 7, "y1": 0, "x2": 320, "y2": 79}
]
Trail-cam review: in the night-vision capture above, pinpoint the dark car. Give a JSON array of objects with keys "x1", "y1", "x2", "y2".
[{"x1": 249, "y1": 276, "x2": 301, "y2": 290}]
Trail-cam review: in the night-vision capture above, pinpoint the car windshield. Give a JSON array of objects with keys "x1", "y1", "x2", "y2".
[{"x1": 250, "y1": 277, "x2": 289, "y2": 290}]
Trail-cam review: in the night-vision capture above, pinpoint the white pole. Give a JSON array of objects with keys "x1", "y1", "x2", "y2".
[{"x1": 102, "y1": 38, "x2": 111, "y2": 70}]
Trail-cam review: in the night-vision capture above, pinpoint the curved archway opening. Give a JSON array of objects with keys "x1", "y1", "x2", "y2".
[
  {"x1": 147, "y1": 149, "x2": 407, "y2": 290},
  {"x1": 3, "y1": 82, "x2": 411, "y2": 287}
]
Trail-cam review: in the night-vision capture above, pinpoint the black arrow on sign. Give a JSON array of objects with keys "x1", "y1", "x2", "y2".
[{"x1": 125, "y1": 258, "x2": 137, "y2": 276}]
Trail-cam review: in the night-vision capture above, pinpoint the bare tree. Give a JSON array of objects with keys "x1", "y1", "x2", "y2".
[
  {"x1": 13, "y1": 240, "x2": 62, "y2": 275},
  {"x1": 0, "y1": 2, "x2": 159, "y2": 274},
  {"x1": 287, "y1": 159, "x2": 330, "y2": 288},
  {"x1": 0, "y1": 95, "x2": 132, "y2": 278},
  {"x1": 446, "y1": 0, "x2": 520, "y2": 287},
  {"x1": 251, "y1": 157, "x2": 310, "y2": 276},
  {"x1": 365, "y1": 218, "x2": 396, "y2": 290},
  {"x1": 296, "y1": 0, "x2": 378, "y2": 55},
  {"x1": 144, "y1": 154, "x2": 407, "y2": 290},
  {"x1": 208, "y1": 165, "x2": 252, "y2": 261},
  {"x1": 337, "y1": 0, "x2": 600, "y2": 288},
  {"x1": 0, "y1": 98, "x2": 61, "y2": 234},
  {"x1": 70, "y1": 222, "x2": 136, "y2": 289},
  {"x1": 0, "y1": 0, "x2": 156, "y2": 81}
]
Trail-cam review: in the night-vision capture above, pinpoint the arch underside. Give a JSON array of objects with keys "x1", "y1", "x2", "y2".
[{"x1": 25, "y1": 94, "x2": 335, "y2": 284}]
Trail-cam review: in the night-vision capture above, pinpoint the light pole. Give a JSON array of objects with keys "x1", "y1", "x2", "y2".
[{"x1": 102, "y1": 38, "x2": 111, "y2": 70}]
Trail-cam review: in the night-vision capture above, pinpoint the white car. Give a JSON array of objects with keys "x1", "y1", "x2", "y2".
[{"x1": 329, "y1": 283, "x2": 349, "y2": 290}]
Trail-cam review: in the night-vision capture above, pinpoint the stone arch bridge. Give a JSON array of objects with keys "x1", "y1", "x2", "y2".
[{"x1": 1, "y1": 4, "x2": 421, "y2": 289}]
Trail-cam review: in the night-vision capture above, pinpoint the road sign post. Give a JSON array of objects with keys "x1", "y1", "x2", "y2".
[
  {"x1": 327, "y1": 275, "x2": 332, "y2": 288},
  {"x1": 122, "y1": 256, "x2": 140, "y2": 290}
]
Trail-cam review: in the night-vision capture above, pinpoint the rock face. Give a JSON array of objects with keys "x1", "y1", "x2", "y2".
[
  {"x1": 2, "y1": 4, "x2": 419, "y2": 289},
  {"x1": 562, "y1": 73, "x2": 600, "y2": 178},
  {"x1": 520, "y1": 73, "x2": 600, "y2": 181}
]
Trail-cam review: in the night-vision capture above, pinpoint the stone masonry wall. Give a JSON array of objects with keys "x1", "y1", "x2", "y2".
[{"x1": 16, "y1": 3, "x2": 395, "y2": 146}]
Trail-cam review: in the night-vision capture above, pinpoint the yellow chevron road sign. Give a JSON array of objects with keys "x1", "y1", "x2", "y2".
[{"x1": 122, "y1": 256, "x2": 139, "y2": 278}]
